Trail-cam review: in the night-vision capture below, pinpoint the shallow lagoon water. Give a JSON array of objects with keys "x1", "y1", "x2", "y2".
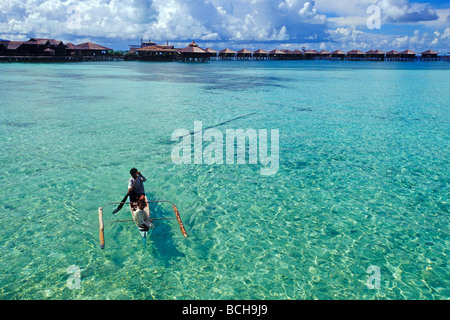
[{"x1": 0, "y1": 60, "x2": 448, "y2": 299}]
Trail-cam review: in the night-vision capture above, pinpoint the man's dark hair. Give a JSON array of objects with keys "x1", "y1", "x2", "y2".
[{"x1": 130, "y1": 168, "x2": 138, "y2": 175}]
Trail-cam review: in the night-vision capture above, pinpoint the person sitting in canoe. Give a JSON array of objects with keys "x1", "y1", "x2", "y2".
[
  {"x1": 128, "y1": 168, "x2": 147, "y2": 204},
  {"x1": 132, "y1": 198, "x2": 154, "y2": 232}
]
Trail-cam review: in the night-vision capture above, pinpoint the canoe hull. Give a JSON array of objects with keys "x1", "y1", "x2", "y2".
[{"x1": 130, "y1": 196, "x2": 152, "y2": 245}]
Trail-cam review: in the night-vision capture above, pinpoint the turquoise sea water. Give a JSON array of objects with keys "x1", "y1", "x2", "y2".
[{"x1": 0, "y1": 60, "x2": 448, "y2": 300}]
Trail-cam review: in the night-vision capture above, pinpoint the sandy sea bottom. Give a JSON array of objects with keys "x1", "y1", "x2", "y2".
[{"x1": 0, "y1": 60, "x2": 448, "y2": 299}]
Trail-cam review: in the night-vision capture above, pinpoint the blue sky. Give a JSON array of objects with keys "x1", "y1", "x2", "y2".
[{"x1": 0, "y1": 0, "x2": 449, "y2": 52}]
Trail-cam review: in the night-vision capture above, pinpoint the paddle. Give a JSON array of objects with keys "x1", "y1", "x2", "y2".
[{"x1": 112, "y1": 175, "x2": 139, "y2": 215}]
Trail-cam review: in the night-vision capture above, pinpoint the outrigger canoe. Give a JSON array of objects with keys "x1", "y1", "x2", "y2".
[{"x1": 98, "y1": 199, "x2": 187, "y2": 249}]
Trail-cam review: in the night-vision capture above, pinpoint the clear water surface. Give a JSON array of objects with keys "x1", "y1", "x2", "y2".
[{"x1": 0, "y1": 60, "x2": 448, "y2": 299}]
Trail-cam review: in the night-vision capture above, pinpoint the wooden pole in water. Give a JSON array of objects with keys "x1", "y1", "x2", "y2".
[
  {"x1": 172, "y1": 204, "x2": 188, "y2": 238},
  {"x1": 98, "y1": 207, "x2": 105, "y2": 249}
]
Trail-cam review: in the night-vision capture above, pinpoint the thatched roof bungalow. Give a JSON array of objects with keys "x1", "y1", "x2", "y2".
[
  {"x1": 65, "y1": 43, "x2": 83, "y2": 56},
  {"x1": 0, "y1": 38, "x2": 114, "y2": 58},
  {"x1": 268, "y1": 49, "x2": 285, "y2": 54},
  {"x1": 386, "y1": 50, "x2": 399, "y2": 59},
  {"x1": 236, "y1": 48, "x2": 253, "y2": 59},
  {"x1": 180, "y1": 41, "x2": 205, "y2": 53},
  {"x1": 268, "y1": 49, "x2": 285, "y2": 59},
  {"x1": 76, "y1": 42, "x2": 112, "y2": 56},
  {"x1": 331, "y1": 49, "x2": 346, "y2": 59},
  {"x1": 137, "y1": 44, "x2": 178, "y2": 61},
  {"x1": 318, "y1": 50, "x2": 330, "y2": 58},
  {"x1": 0, "y1": 41, "x2": 24, "y2": 55},
  {"x1": 347, "y1": 49, "x2": 365, "y2": 60},
  {"x1": 19, "y1": 38, "x2": 67, "y2": 56},
  {"x1": 219, "y1": 48, "x2": 237, "y2": 59},
  {"x1": 280, "y1": 49, "x2": 294, "y2": 59},
  {"x1": 303, "y1": 49, "x2": 318, "y2": 59},
  {"x1": 421, "y1": 49, "x2": 439, "y2": 60},
  {"x1": 204, "y1": 48, "x2": 218, "y2": 58},
  {"x1": 366, "y1": 49, "x2": 385, "y2": 60},
  {"x1": 399, "y1": 49, "x2": 417, "y2": 60},
  {"x1": 253, "y1": 49, "x2": 268, "y2": 59},
  {"x1": 179, "y1": 41, "x2": 208, "y2": 62},
  {"x1": 290, "y1": 50, "x2": 303, "y2": 60}
]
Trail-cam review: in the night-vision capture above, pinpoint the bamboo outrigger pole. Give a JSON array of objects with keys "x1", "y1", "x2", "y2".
[
  {"x1": 98, "y1": 207, "x2": 105, "y2": 249},
  {"x1": 172, "y1": 203, "x2": 188, "y2": 238}
]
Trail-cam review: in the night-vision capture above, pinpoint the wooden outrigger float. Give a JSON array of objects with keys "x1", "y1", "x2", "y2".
[{"x1": 98, "y1": 200, "x2": 187, "y2": 249}]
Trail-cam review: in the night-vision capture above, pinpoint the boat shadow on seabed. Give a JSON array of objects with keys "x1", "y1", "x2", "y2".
[{"x1": 147, "y1": 200, "x2": 187, "y2": 261}]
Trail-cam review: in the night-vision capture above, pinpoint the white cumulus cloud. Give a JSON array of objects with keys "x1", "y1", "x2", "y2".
[
  {"x1": 0, "y1": 0, "x2": 329, "y2": 43},
  {"x1": 376, "y1": 0, "x2": 438, "y2": 23}
]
